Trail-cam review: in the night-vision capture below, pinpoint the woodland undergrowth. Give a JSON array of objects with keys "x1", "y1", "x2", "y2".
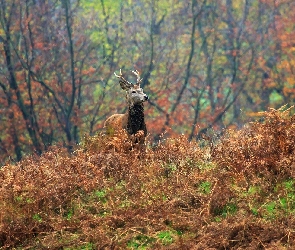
[{"x1": 1, "y1": 107, "x2": 295, "y2": 249}]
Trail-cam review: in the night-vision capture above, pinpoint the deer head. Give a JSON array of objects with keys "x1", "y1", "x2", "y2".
[{"x1": 114, "y1": 69, "x2": 148, "y2": 106}]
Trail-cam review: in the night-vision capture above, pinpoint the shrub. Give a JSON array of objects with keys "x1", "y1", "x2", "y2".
[{"x1": 1, "y1": 108, "x2": 295, "y2": 248}]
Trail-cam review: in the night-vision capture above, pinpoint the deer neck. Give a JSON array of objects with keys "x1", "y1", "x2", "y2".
[{"x1": 126, "y1": 103, "x2": 146, "y2": 135}]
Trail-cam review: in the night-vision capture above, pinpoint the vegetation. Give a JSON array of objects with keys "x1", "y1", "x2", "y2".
[
  {"x1": 1, "y1": 1, "x2": 295, "y2": 248},
  {"x1": 1, "y1": 0, "x2": 295, "y2": 162},
  {"x1": 1, "y1": 108, "x2": 295, "y2": 249}
]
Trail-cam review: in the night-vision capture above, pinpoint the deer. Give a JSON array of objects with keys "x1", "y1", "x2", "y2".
[{"x1": 104, "y1": 69, "x2": 149, "y2": 145}]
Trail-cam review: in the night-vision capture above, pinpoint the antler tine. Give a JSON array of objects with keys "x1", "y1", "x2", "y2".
[
  {"x1": 114, "y1": 68, "x2": 123, "y2": 78},
  {"x1": 131, "y1": 70, "x2": 143, "y2": 85}
]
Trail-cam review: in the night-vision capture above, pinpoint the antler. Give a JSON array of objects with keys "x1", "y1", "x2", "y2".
[
  {"x1": 114, "y1": 69, "x2": 134, "y2": 90},
  {"x1": 131, "y1": 70, "x2": 143, "y2": 86}
]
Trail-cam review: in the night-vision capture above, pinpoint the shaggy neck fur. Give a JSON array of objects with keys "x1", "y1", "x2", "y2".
[{"x1": 126, "y1": 103, "x2": 147, "y2": 136}]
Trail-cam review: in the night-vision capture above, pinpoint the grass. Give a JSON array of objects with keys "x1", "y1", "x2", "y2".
[{"x1": 1, "y1": 107, "x2": 295, "y2": 248}]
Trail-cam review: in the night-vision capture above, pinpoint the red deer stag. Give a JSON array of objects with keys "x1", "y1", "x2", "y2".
[{"x1": 104, "y1": 69, "x2": 148, "y2": 144}]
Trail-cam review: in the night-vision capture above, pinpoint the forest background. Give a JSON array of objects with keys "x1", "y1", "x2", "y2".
[{"x1": 1, "y1": 0, "x2": 295, "y2": 164}]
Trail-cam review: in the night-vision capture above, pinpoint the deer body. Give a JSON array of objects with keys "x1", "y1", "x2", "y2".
[{"x1": 104, "y1": 70, "x2": 148, "y2": 143}]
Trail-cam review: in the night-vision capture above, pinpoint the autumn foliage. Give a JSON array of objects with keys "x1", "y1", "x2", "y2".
[
  {"x1": 1, "y1": 1, "x2": 295, "y2": 247},
  {"x1": 1, "y1": 108, "x2": 295, "y2": 249},
  {"x1": 1, "y1": 0, "x2": 295, "y2": 162}
]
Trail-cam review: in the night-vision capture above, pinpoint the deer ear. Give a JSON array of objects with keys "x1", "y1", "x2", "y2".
[
  {"x1": 114, "y1": 69, "x2": 134, "y2": 90},
  {"x1": 119, "y1": 79, "x2": 133, "y2": 90}
]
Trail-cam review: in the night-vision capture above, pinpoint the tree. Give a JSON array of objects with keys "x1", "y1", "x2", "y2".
[
  {"x1": 1, "y1": 0, "x2": 295, "y2": 163},
  {"x1": 0, "y1": 0, "x2": 99, "y2": 162}
]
